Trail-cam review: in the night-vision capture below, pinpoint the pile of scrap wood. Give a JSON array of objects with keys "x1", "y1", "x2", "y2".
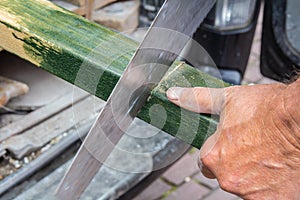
[{"x1": 51, "y1": 0, "x2": 140, "y2": 32}]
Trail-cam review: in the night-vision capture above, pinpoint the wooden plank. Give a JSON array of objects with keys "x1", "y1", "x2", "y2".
[
  {"x1": 64, "y1": 0, "x2": 86, "y2": 6},
  {"x1": 0, "y1": 0, "x2": 228, "y2": 149},
  {"x1": 85, "y1": 0, "x2": 94, "y2": 20},
  {"x1": 74, "y1": 0, "x2": 118, "y2": 16},
  {"x1": 0, "y1": 90, "x2": 88, "y2": 142},
  {"x1": 93, "y1": 0, "x2": 140, "y2": 32},
  {"x1": 1, "y1": 96, "x2": 105, "y2": 159}
]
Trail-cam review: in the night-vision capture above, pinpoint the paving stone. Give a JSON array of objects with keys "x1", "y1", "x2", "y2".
[
  {"x1": 203, "y1": 188, "x2": 238, "y2": 200},
  {"x1": 257, "y1": 77, "x2": 279, "y2": 84},
  {"x1": 253, "y1": 2, "x2": 264, "y2": 42},
  {"x1": 165, "y1": 181, "x2": 210, "y2": 200},
  {"x1": 243, "y1": 1, "x2": 264, "y2": 84},
  {"x1": 193, "y1": 172, "x2": 219, "y2": 190},
  {"x1": 188, "y1": 149, "x2": 201, "y2": 162},
  {"x1": 244, "y1": 33, "x2": 262, "y2": 83},
  {"x1": 254, "y1": 20, "x2": 263, "y2": 41},
  {"x1": 250, "y1": 39, "x2": 261, "y2": 56},
  {"x1": 244, "y1": 59, "x2": 262, "y2": 83},
  {"x1": 163, "y1": 153, "x2": 200, "y2": 186},
  {"x1": 133, "y1": 179, "x2": 172, "y2": 200},
  {"x1": 235, "y1": 197, "x2": 243, "y2": 200}
]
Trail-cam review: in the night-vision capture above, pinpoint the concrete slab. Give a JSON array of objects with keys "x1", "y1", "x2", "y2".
[
  {"x1": 133, "y1": 179, "x2": 172, "y2": 200},
  {"x1": 194, "y1": 172, "x2": 219, "y2": 190},
  {"x1": 165, "y1": 181, "x2": 210, "y2": 200},
  {"x1": 203, "y1": 188, "x2": 237, "y2": 200},
  {"x1": 163, "y1": 153, "x2": 200, "y2": 186}
]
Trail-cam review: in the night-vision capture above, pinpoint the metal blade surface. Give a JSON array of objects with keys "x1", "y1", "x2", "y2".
[{"x1": 56, "y1": 0, "x2": 216, "y2": 199}]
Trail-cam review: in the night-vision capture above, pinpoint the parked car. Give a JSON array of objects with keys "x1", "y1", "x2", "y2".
[{"x1": 141, "y1": 0, "x2": 300, "y2": 84}]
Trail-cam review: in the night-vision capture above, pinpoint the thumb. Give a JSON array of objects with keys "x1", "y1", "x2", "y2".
[{"x1": 166, "y1": 87, "x2": 225, "y2": 114}]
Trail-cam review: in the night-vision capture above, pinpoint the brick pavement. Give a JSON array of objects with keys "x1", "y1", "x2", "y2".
[
  {"x1": 162, "y1": 152, "x2": 199, "y2": 186},
  {"x1": 134, "y1": 151, "x2": 242, "y2": 200},
  {"x1": 133, "y1": 179, "x2": 172, "y2": 200}
]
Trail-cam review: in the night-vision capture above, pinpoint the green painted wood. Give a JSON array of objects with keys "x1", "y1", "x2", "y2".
[{"x1": 0, "y1": 0, "x2": 228, "y2": 149}]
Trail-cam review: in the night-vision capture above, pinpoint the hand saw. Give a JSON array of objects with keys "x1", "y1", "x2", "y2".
[{"x1": 56, "y1": 0, "x2": 216, "y2": 199}]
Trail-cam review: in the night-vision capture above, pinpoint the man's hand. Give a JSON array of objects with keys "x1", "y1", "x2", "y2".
[{"x1": 166, "y1": 80, "x2": 300, "y2": 199}]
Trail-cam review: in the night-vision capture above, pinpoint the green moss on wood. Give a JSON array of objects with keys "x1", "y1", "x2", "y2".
[{"x1": 0, "y1": 0, "x2": 229, "y2": 149}]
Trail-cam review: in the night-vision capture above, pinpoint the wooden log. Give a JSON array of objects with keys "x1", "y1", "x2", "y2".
[{"x1": 0, "y1": 0, "x2": 228, "y2": 149}]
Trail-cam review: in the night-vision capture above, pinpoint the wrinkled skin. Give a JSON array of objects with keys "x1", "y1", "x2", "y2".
[{"x1": 167, "y1": 80, "x2": 300, "y2": 200}]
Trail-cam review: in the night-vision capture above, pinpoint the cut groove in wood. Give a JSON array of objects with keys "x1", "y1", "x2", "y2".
[{"x1": 0, "y1": 0, "x2": 228, "y2": 149}]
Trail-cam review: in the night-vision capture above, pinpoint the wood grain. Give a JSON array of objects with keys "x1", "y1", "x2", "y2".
[
  {"x1": 85, "y1": 0, "x2": 94, "y2": 20},
  {"x1": 0, "y1": 0, "x2": 228, "y2": 148}
]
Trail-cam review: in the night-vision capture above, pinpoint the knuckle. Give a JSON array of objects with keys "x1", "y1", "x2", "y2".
[
  {"x1": 201, "y1": 148, "x2": 219, "y2": 168},
  {"x1": 218, "y1": 172, "x2": 244, "y2": 195},
  {"x1": 218, "y1": 175, "x2": 238, "y2": 193}
]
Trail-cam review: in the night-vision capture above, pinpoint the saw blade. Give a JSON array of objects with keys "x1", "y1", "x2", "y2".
[{"x1": 56, "y1": 0, "x2": 216, "y2": 199}]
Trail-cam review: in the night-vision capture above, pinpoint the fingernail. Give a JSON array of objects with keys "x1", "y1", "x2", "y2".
[{"x1": 167, "y1": 87, "x2": 180, "y2": 100}]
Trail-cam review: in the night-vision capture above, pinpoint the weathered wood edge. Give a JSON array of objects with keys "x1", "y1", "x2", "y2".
[{"x1": 0, "y1": 0, "x2": 228, "y2": 149}]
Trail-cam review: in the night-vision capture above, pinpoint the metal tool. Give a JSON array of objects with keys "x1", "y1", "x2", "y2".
[{"x1": 56, "y1": 0, "x2": 216, "y2": 199}]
